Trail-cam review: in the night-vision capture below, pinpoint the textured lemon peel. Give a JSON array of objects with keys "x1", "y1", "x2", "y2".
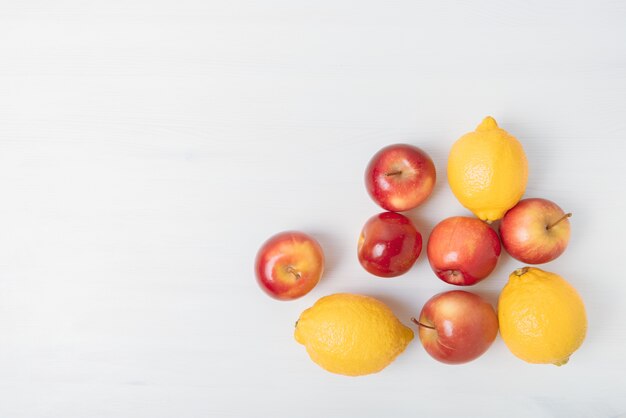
[
  {"x1": 498, "y1": 267, "x2": 587, "y2": 366},
  {"x1": 447, "y1": 117, "x2": 528, "y2": 222},
  {"x1": 294, "y1": 293, "x2": 413, "y2": 376}
]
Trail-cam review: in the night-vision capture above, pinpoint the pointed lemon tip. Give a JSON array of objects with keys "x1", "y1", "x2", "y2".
[
  {"x1": 476, "y1": 116, "x2": 499, "y2": 132},
  {"x1": 405, "y1": 325, "x2": 415, "y2": 342}
]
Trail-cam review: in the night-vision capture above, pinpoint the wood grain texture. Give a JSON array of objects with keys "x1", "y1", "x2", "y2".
[{"x1": 1, "y1": 1, "x2": 625, "y2": 417}]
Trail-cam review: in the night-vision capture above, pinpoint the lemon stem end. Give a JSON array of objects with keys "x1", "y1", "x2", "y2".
[
  {"x1": 554, "y1": 357, "x2": 570, "y2": 366},
  {"x1": 513, "y1": 267, "x2": 530, "y2": 277}
]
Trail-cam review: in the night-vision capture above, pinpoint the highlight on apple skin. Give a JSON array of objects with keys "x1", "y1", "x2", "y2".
[
  {"x1": 357, "y1": 211, "x2": 423, "y2": 278},
  {"x1": 255, "y1": 231, "x2": 324, "y2": 300},
  {"x1": 365, "y1": 144, "x2": 436, "y2": 212},
  {"x1": 426, "y1": 216, "x2": 501, "y2": 286},
  {"x1": 499, "y1": 198, "x2": 572, "y2": 264},
  {"x1": 412, "y1": 290, "x2": 499, "y2": 364}
]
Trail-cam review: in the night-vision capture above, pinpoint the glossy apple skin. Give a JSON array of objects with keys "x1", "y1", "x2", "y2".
[
  {"x1": 427, "y1": 216, "x2": 501, "y2": 286},
  {"x1": 255, "y1": 231, "x2": 324, "y2": 300},
  {"x1": 365, "y1": 144, "x2": 436, "y2": 212},
  {"x1": 417, "y1": 290, "x2": 498, "y2": 364},
  {"x1": 499, "y1": 198, "x2": 571, "y2": 264},
  {"x1": 357, "y1": 212, "x2": 422, "y2": 277}
]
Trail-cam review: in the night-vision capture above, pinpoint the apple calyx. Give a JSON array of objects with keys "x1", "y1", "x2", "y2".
[
  {"x1": 513, "y1": 267, "x2": 530, "y2": 277},
  {"x1": 440, "y1": 269, "x2": 464, "y2": 285},
  {"x1": 285, "y1": 265, "x2": 302, "y2": 280},
  {"x1": 546, "y1": 213, "x2": 572, "y2": 230},
  {"x1": 410, "y1": 317, "x2": 435, "y2": 330}
]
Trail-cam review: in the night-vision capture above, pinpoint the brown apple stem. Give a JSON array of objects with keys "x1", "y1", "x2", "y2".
[
  {"x1": 285, "y1": 265, "x2": 301, "y2": 280},
  {"x1": 410, "y1": 317, "x2": 435, "y2": 330},
  {"x1": 385, "y1": 170, "x2": 403, "y2": 176},
  {"x1": 546, "y1": 213, "x2": 572, "y2": 230}
]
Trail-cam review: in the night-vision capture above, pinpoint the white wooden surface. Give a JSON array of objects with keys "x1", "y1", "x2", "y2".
[{"x1": 1, "y1": 1, "x2": 626, "y2": 417}]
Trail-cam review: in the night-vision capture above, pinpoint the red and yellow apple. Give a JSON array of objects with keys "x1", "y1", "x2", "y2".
[
  {"x1": 357, "y1": 212, "x2": 422, "y2": 277},
  {"x1": 255, "y1": 231, "x2": 324, "y2": 300},
  {"x1": 413, "y1": 290, "x2": 498, "y2": 364},
  {"x1": 427, "y1": 216, "x2": 501, "y2": 285},
  {"x1": 365, "y1": 144, "x2": 436, "y2": 212},
  {"x1": 499, "y1": 198, "x2": 571, "y2": 264}
]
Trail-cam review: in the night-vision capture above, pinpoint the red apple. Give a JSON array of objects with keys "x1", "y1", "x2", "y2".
[
  {"x1": 365, "y1": 144, "x2": 436, "y2": 212},
  {"x1": 357, "y1": 212, "x2": 422, "y2": 277},
  {"x1": 427, "y1": 216, "x2": 501, "y2": 285},
  {"x1": 412, "y1": 290, "x2": 498, "y2": 364},
  {"x1": 255, "y1": 231, "x2": 324, "y2": 300},
  {"x1": 499, "y1": 198, "x2": 572, "y2": 264}
]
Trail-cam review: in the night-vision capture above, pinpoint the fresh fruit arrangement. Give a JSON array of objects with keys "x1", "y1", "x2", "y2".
[{"x1": 254, "y1": 116, "x2": 587, "y2": 376}]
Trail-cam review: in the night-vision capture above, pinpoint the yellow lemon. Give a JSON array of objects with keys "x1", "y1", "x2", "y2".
[
  {"x1": 447, "y1": 116, "x2": 528, "y2": 222},
  {"x1": 294, "y1": 293, "x2": 413, "y2": 376},
  {"x1": 498, "y1": 267, "x2": 587, "y2": 366}
]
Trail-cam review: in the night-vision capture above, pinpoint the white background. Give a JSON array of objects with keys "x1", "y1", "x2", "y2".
[{"x1": 1, "y1": 1, "x2": 625, "y2": 417}]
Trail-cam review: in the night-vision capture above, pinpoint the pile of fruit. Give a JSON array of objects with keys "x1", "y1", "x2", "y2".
[{"x1": 255, "y1": 117, "x2": 587, "y2": 376}]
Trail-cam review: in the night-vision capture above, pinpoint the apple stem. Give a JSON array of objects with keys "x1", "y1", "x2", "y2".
[
  {"x1": 385, "y1": 170, "x2": 402, "y2": 177},
  {"x1": 546, "y1": 213, "x2": 572, "y2": 230},
  {"x1": 285, "y1": 265, "x2": 301, "y2": 280},
  {"x1": 410, "y1": 317, "x2": 435, "y2": 330}
]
